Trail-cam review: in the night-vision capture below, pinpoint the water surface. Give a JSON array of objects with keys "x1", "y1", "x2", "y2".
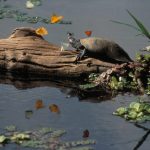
[{"x1": 0, "y1": 0, "x2": 150, "y2": 150}]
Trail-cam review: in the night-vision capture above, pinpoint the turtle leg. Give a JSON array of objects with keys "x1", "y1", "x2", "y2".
[{"x1": 74, "y1": 49, "x2": 86, "y2": 63}]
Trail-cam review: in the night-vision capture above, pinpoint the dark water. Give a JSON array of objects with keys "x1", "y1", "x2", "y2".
[{"x1": 0, "y1": 0, "x2": 150, "y2": 150}]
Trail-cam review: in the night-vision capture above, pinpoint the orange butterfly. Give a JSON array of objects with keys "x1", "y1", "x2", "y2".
[
  {"x1": 50, "y1": 14, "x2": 64, "y2": 24},
  {"x1": 35, "y1": 99, "x2": 45, "y2": 109},
  {"x1": 84, "y1": 30, "x2": 92, "y2": 37},
  {"x1": 49, "y1": 104, "x2": 60, "y2": 113},
  {"x1": 36, "y1": 27, "x2": 48, "y2": 36}
]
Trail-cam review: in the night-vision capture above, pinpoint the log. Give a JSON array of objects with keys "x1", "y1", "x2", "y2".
[{"x1": 0, "y1": 27, "x2": 116, "y2": 80}]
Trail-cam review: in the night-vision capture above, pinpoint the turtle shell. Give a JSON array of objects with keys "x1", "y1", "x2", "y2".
[{"x1": 80, "y1": 37, "x2": 132, "y2": 63}]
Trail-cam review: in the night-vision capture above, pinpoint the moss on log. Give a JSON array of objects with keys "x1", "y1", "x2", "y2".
[{"x1": 0, "y1": 27, "x2": 115, "y2": 80}]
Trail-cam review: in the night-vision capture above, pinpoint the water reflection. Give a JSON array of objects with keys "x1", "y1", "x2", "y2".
[
  {"x1": 133, "y1": 123, "x2": 150, "y2": 150},
  {"x1": 0, "y1": 72, "x2": 114, "y2": 102}
]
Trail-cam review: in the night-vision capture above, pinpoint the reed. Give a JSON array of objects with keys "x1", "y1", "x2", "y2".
[{"x1": 111, "y1": 10, "x2": 150, "y2": 40}]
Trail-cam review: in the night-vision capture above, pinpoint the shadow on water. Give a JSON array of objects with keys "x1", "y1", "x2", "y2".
[
  {"x1": 0, "y1": 73, "x2": 150, "y2": 150},
  {"x1": 133, "y1": 123, "x2": 150, "y2": 150},
  {"x1": 0, "y1": 72, "x2": 115, "y2": 103}
]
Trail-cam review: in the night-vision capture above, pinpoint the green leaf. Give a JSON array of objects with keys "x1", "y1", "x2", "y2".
[
  {"x1": 127, "y1": 111, "x2": 137, "y2": 119},
  {"x1": 114, "y1": 107, "x2": 127, "y2": 116},
  {"x1": 110, "y1": 20, "x2": 140, "y2": 31},
  {"x1": 126, "y1": 10, "x2": 150, "y2": 39},
  {"x1": 79, "y1": 83, "x2": 97, "y2": 90},
  {"x1": 11, "y1": 133, "x2": 30, "y2": 141},
  {"x1": 110, "y1": 76, "x2": 119, "y2": 90},
  {"x1": 129, "y1": 102, "x2": 141, "y2": 112},
  {"x1": 5, "y1": 125, "x2": 16, "y2": 132},
  {"x1": 0, "y1": 135, "x2": 7, "y2": 143}
]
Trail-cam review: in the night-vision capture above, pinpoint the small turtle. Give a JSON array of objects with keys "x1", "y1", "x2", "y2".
[{"x1": 67, "y1": 32, "x2": 133, "y2": 64}]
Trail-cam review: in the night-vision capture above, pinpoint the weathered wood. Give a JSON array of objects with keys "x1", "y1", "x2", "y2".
[{"x1": 0, "y1": 27, "x2": 116, "y2": 79}]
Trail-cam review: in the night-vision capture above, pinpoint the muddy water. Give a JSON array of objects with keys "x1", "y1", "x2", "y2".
[{"x1": 0, "y1": 0, "x2": 150, "y2": 150}]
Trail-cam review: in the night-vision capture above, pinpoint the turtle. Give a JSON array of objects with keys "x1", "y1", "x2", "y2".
[{"x1": 67, "y1": 32, "x2": 133, "y2": 64}]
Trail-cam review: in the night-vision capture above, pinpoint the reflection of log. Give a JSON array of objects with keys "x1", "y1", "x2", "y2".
[
  {"x1": 0, "y1": 27, "x2": 115, "y2": 80},
  {"x1": 0, "y1": 73, "x2": 113, "y2": 102}
]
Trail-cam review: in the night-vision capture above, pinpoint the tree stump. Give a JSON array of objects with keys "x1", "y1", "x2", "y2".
[{"x1": 0, "y1": 27, "x2": 116, "y2": 80}]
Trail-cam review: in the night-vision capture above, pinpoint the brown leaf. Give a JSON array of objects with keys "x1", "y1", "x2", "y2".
[
  {"x1": 49, "y1": 104, "x2": 60, "y2": 113},
  {"x1": 35, "y1": 99, "x2": 44, "y2": 109},
  {"x1": 83, "y1": 129, "x2": 89, "y2": 138}
]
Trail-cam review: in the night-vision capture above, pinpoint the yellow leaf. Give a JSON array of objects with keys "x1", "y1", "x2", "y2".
[
  {"x1": 50, "y1": 14, "x2": 64, "y2": 24},
  {"x1": 35, "y1": 27, "x2": 48, "y2": 36}
]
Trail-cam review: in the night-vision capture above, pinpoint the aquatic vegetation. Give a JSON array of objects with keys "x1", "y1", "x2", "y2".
[
  {"x1": 0, "y1": 126, "x2": 96, "y2": 149},
  {"x1": 26, "y1": 0, "x2": 42, "y2": 9},
  {"x1": 5, "y1": 125, "x2": 16, "y2": 132},
  {"x1": 88, "y1": 73, "x2": 99, "y2": 81},
  {"x1": 0, "y1": 135, "x2": 8, "y2": 144},
  {"x1": 113, "y1": 101, "x2": 150, "y2": 123},
  {"x1": 111, "y1": 10, "x2": 150, "y2": 40},
  {"x1": 92, "y1": 52, "x2": 150, "y2": 95},
  {"x1": 0, "y1": 3, "x2": 72, "y2": 24},
  {"x1": 79, "y1": 83, "x2": 97, "y2": 90}
]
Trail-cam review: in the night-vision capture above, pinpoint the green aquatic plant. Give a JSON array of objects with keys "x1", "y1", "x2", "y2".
[
  {"x1": 111, "y1": 10, "x2": 150, "y2": 40},
  {"x1": 0, "y1": 126, "x2": 96, "y2": 149},
  {"x1": 88, "y1": 73, "x2": 99, "y2": 81},
  {"x1": 5, "y1": 125, "x2": 16, "y2": 132},
  {"x1": 79, "y1": 83, "x2": 97, "y2": 90},
  {"x1": 113, "y1": 101, "x2": 150, "y2": 123},
  {"x1": 0, "y1": 135, "x2": 8, "y2": 144}
]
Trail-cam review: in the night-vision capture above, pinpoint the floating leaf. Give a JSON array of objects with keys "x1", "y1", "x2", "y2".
[
  {"x1": 129, "y1": 102, "x2": 141, "y2": 112},
  {"x1": 5, "y1": 125, "x2": 16, "y2": 132},
  {"x1": 35, "y1": 100, "x2": 44, "y2": 110},
  {"x1": 26, "y1": 0, "x2": 41, "y2": 9},
  {"x1": 50, "y1": 14, "x2": 63, "y2": 24},
  {"x1": 25, "y1": 110, "x2": 33, "y2": 119},
  {"x1": 21, "y1": 140, "x2": 46, "y2": 149},
  {"x1": 110, "y1": 76, "x2": 119, "y2": 90},
  {"x1": 0, "y1": 135, "x2": 7, "y2": 144},
  {"x1": 127, "y1": 111, "x2": 137, "y2": 119},
  {"x1": 79, "y1": 83, "x2": 97, "y2": 90},
  {"x1": 83, "y1": 129, "x2": 89, "y2": 138},
  {"x1": 60, "y1": 42, "x2": 70, "y2": 51},
  {"x1": 114, "y1": 101, "x2": 150, "y2": 123},
  {"x1": 51, "y1": 130, "x2": 66, "y2": 138},
  {"x1": 35, "y1": 27, "x2": 48, "y2": 36},
  {"x1": 11, "y1": 133, "x2": 30, "y2": 142},
  {"x1": 84, "y1": 31, "x2": 92, "y2": 37},
  {"x1": 49, "y1": 104, "x2": 60, "y2": 113},
  {"x1": 113, "y1": 107, "x2": 127, "y2": 116},
  {"x1": 26, "y1": 1, "x2": 34, "y2": 9},
  {"x1": 38, "y1": 127, "x2": 53, "y2": 134}
]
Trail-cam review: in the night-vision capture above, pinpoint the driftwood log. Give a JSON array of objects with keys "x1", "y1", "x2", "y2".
[{"x1": 0, "y1": 27, "x2": 116, "y2": 80}]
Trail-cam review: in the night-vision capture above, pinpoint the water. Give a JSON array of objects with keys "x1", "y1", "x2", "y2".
[{"x1": 0, "y1": 0, "x2": 150, "y2": 150}]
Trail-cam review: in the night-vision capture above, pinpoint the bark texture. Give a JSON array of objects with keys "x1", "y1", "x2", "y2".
[{"x1": 0, "y1": 27, "x2": 115, "y2": 80}]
